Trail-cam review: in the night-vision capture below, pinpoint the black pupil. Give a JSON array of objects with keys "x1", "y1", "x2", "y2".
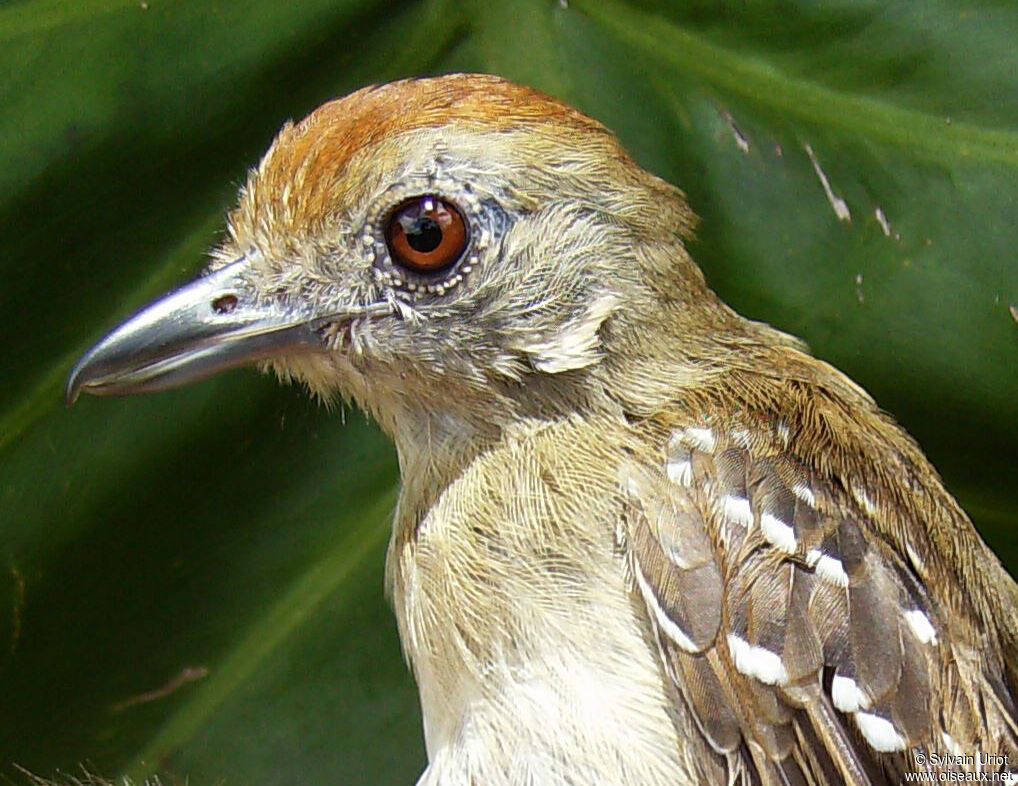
[{"x1": 403, "y1": 214, "x2": 443, "y2": 253}]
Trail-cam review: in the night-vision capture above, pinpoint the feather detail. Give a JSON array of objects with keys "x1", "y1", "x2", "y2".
[
  {"x1": 623, "y1": 463, "x2": 722, "y2": 654},
  {"x1": 620, "y1": 414, "x2": 1016, "y2": 785}
]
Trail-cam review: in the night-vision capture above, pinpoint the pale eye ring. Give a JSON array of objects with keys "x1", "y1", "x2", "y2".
[{"x1": 384, "y1": 196, "x2": 468, "y2": 274}]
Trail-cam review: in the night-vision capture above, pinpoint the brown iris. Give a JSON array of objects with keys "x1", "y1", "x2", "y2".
[{"x1": 385, "y1": 196, "x2": 468, "y2": 274}]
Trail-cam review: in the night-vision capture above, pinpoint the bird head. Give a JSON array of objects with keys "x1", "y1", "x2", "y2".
[{"x1": 68, "y1": 74, "x2": 779, "y2": 456}]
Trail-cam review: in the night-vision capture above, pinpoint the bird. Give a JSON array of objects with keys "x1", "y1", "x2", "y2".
[{"x1": 67, "y1": 73, "x2": 1018, "y2": 785}]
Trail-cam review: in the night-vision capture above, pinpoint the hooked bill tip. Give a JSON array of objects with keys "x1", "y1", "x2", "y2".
[{"x1": 65, "y1": 355, "x2": 93, "y2": 406}]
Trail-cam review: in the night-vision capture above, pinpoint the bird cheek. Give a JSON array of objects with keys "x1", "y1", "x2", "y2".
[{"x1": 265, "y1": 352, "x2": 364, "y2": 403}]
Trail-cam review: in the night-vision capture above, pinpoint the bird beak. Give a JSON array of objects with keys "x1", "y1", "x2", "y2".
[{"x1": 67, "y1": 255, "x2": 340, "y2": 404}]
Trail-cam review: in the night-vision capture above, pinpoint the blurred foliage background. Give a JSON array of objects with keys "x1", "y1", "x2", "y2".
[{"x1": 2, "y1": 0, "x2": 1017, "y2": 784}]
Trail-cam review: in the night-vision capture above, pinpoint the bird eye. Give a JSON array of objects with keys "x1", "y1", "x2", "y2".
[{"x1": 385, "y1": 196, "x2": 468, "y2": 274}]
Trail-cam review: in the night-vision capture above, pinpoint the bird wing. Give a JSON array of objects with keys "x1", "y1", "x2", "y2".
[{"x1": 619, "y1": 417, "x2": 1018, "y2": 786}]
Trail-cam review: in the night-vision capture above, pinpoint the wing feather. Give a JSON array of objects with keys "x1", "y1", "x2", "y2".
[{"x1": 621, "y1": 416, "x2": 1015, "y2": 784}]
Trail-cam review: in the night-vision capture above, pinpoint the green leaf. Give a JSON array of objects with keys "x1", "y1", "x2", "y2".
[{"x1": 2, "y1": 0, "x2": 1016, "y2": 783}]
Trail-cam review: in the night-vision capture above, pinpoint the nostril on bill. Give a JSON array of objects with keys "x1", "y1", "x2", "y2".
[{"x1": 212, "y1": 294, "x2": 238, "y2": 314}]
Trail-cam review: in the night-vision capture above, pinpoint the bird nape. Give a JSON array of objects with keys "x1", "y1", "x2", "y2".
[{"x1": 68, "y1": 74, "x2": 1018, "y2": 786}]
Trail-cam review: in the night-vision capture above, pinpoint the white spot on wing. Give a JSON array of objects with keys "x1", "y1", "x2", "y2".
[
  {"x1": 941, "y1": 732, "x2": 963, "y2": 757},
  {"x1": 906, "y1": 543, "x2": 925, "y2": 572},
  {"x1": 807, "y1": 549, "x2": 849, "y2": 587},
  {"x1": 854, "y1": 711, "x2": 906, "y2": 752},
  {"x1": 633, "y1": 562, "x2": 697, "y2": 653},
  {"x1": 904, "y1": 609, "x2": 938, "y2": 645},
  {"x1": 730, "y1": 427, "x2": 752, "y2": 449},
  {"x1": 721, "y1": 496, "x2": 754, "y2": 528},
  {"x1": 805, "y1": 143, "x2": 851, "y2": 222},
  {"x1": 852, "y1": 484, "x2": 878, "y2": 516},
  {"x1": 792, "y1": 482, "x2": 816, "y2": 507},
  {"x1": 683, "y1": 427, "x2": 716, "y2": 453},
  {"x1": 666, "y1": 459, "x2": 693, "y2": 486},
  {"x1": 761, "y1": 512, "x2": 797, "y2": 554},
  {"x1": 832, "y1": 674, "x2": 870, "y2": 712},
  {"x1": 727, "y1": 634, "x2": 788, "y2": 685}
]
